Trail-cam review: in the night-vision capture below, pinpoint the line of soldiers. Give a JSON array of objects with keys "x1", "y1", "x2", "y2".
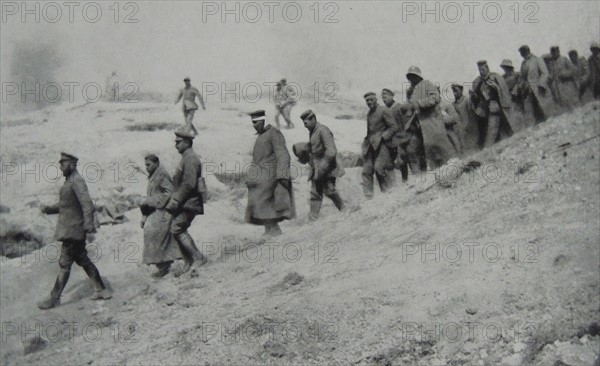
[{"x1": 36, "y1": 42, "x2": 599, "y2": 309}]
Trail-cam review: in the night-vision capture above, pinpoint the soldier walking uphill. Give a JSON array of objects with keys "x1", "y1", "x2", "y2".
[
  {"x1": 546, "y1": 46, "x2": 579, "y2": 111},
  {"x1": 165, "y1": 130, "x2": 208, "y2": 277},
  {"x1": 175, "y1": 77, "x2": 206, "y2": 136},
  {"x1": 293, "y1": 110, "x2": 345, "y2": 221},
  {"x1": 568, "y1": 49, "x2": 590, "y2": 101},
  {"x1": 517, "y1": 45, "x2": 551, "y2": 124},
  {"x1": 361, "y1": 92, "x2": 398, "y2": 199},
  {"x1": 471, "y1": 60, "x2": 514, "y2": 148},
  {"x1": 38, "y1": 153, "x2": 111, "y2": 310},
  {"x1": 587, "y1": 42, "x2": 600, "y2": 99},
  {"x1": 245, "y1": 110, "x2": 296, "y2": 236},
  {"x1": 403, "y1": 66, "x2": 456, "y2": 169},
  {"x1": 381, "y1": 88, "x2": 410, "y2": 182}
]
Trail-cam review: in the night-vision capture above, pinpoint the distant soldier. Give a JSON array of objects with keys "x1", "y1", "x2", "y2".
[
  {"x1": 403, "y1": 66, "x2": 455, "y2": 168},
  {"x1": 362, "y1": 92, "x2": 398, "y2": 198},
  {"x1": 471, "y1": 60, "x2": 514, "y2": 148},
  {"x1": 274, "y1": 79, "x2": 296, "y2": 129},
  {"x1": 165, "y1": 130, "x2": 207, "y2": 277},
  {"x1": 517, "y1": 45, "x2": 551, "y2": 123},
  {"x1": 500, "y1": 59, "x2": 523, "y2": 111},
  {"x1": 245, "y1": 110, "x2": 296, "y2": 236},
  {"x1": 451, "y1": 84, "x2": 479, "y2": 153},
  {"x1": 547, "y1": 46, "x2": 579, "y2": 110},
  {"x1": 38, "y1": 153, "x2": 111, "y2": 310},
  {"x1": 104, "y1": 71, "x2": 120, "y2": 102},
  {"x1": 137, "y1": 154, "x2": 182, "y2": 278},
  {"x1": 175, "y1": 77, "x2": 206, "y2": 136},
  {"x1": 295, "y1": 110, "x2": 344, "y2": 221},
  {"x1": 588, "y1": 42, "x2": 600, "y2": 99},
  {"x1": 568, "y1": 49, "x2": 590, "y2": 100},
  {"x1": 381, "y1": 88, "x2": 409, "y2": 182}
]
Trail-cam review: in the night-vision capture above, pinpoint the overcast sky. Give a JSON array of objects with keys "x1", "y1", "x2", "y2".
[{"x1": 2, "y1": 0, "x2": 599, "y2": 107}]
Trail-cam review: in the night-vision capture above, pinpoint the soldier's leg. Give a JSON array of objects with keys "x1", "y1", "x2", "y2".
[
  {"x1": 309, "y1": 179, "x2": 324, "y2": 221},
  {"x1": 323, "y1": 178, "x2": 344, "y2": 211},
  {"x1": 374, "y1": 145, "x2": 395, "y2": 192},
  {"x1": 362, "y1": 148, "x2": 376, "y2": 199},
  {"x1": 282, "y1": 104, "x2": 294, "y2": 128},
  {"x1": 274, "y1": 107, "x2": 282, "y2": 128},
  {"x1": 171, "y1": 212, "x2": 206, "y2": 267},
  {"x1": 185, "y1": 110, "x2": 199, "y2": 135},
  {"x1": 483, "y1": 114, "x2": 500, "y2": 148},
  {"x1": 405, "y1": 135, "x2": 420, "y2": 173},
  {"x1": 73, "y1": 242, "x2": 107, "y2": 292},
  {"x1": 39, "y1": 242, "x2": 75, "y2": 309},
  {"x1": 446, "y1": 128, "x2": 463, "y2": 155}
]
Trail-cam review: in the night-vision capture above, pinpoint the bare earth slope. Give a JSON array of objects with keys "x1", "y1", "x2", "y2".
[{"x1": 1, "y1": 101, "x2": 599, "y2": 365}]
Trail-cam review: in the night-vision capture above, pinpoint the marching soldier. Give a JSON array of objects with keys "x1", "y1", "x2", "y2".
[
  {"x1": 361, "y1": 92, "x2": 398, "y2": 198},
  {"x1": 295, "y1": 110, "x2": 344, "y2": 221},
  {"x1": 245, "y1": 110, "x2": 296, "y2": 236},
  {"x1": 274, "y1": 79, "x2": 296, "y2": 129},
  {"x1": 381, "y1": 88, "x2": 410, "y2": 182},
  {"x1": 165, "y1": 130, "x2": 207, "y2": 277},
  {"x1": 38, "y1": 153, "x2": 111, "y2": 310},
  {"x1": 517, "y1": 45, "x2": 551, "y2": 123},
  {"x1": 471, "y1": 60, "x2": 514, "y2": 148}
]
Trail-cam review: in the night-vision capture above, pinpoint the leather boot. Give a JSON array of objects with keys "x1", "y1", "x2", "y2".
[
  {"x1": 175, "y1": 232, "x2": 207, "y2": 269},
  {"x1": 308, "y1": 200, "x2": 322, "y2": 221},
  {"x1": 38, "y1": 270, "x2": 70, "y2": 310},
  {"x1": 328, "y1": 193, "x2": 344, "y2": 211}
]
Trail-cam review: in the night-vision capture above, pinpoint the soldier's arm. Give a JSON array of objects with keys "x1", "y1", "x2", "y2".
[
  {"x1": 413, "y1": 82, "x2": 441, "y2": 110},
  {"x1": 175, "y1": 89, "x2": 183, "y2": 104},
  {"x1": 272, "y1": 130, "x2": 291, "y2": 180},
  {"x1": 171, "y1": 156, "x2": 198, "y2": 204},
  {"x1": 381, "y1": 109, "x2": 399, "y2": 140},
  {"x1": 193, "y1": 88, "x2": 206, "y2": 109},
  {"x1": 318, "y1": 128, "x2": 338, "y2": 177},
  {"x1": 72, "y1": 176, "x2": 96, "y2": 233}
]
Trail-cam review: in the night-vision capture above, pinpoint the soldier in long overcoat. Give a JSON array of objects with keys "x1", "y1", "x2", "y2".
[
  {"x1": 517, "y1": 45, "x2": 552, "y2": 123},
  {"x1": 403, "y1": 66, "x2": 456, "y2": 169},
  {"x1": 245, "y1": 110, "x2": 296, "y2": 236},
  {"x1": 138, "y1": 154, "x2": 182, "y2": 278},
  {"x1": 37, "y1": 153, "x2": 111, "y2": 310},
  {"x1": 547, "y1": 46, "x2": 579, "y2": 111}
]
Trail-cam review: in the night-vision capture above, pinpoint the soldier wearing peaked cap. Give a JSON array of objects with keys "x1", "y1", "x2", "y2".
[
  {"x1": 37, "y1": 153, "x2": 111, "y2": 310},
  {"x1": 517, "y1": 45, "x2": 551, "y2": 123},
  {"x1": 294, "y1": 110, "x2": 344, "y2": 221},
  {"x1": 547, "y1": 46, "x2": 579, "y2": 111},
  {"x1": 381, "y1": 88, "x2": 410, "y2": 182},
  {"x1": 164, "y1": 129, "x2": 207, "y2": 277},
  {"x1": 361, "y1": 92, "x2": 398, "y2": 198},
  {"x1": 245, "y1": 110, "x2": 296, "y2": 236},
  {"x1": 175, "y1": 77, "x2": 206, "y2": 136}
]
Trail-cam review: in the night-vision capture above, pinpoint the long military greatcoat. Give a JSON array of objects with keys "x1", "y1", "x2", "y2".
[
  {"x1": 141, "y1": 165, "x2": 182, "y2": 264},
  {"x1": 407, "y1": 79, "x2": 456, "y2": 166},
  {"x1": 245, "y1": 125, "x2": 296, "y2": 224}
]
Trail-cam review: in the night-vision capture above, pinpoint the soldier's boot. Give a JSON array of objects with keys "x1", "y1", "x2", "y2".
[
  {"x1": 174, "y1": 232, "x2": 207, "y2": 277},
  {"x1": 400, "y1": 164, "x2": 409, "y2": 182},
  {"x1": 308, "y1": 200, "x2": 322, "y2": 222},
  {"x1": 264, "y1": 223, "x2": 283, "y2": 237},
  {"x1": 326, "y1": 193, "x2": 344, "y2": 212},
  {"x1": 153, "y1": 261, "x2": 172, "y2": 278},
  {"x1": 81, "y1": 262, "x2": 111, "y2": 300},
  {"x1": 37, "y1": 269, "x2": 70, "y2": 310},
  {"x1": 90, "y1": 289, "x2": 112, "y2": 301}
]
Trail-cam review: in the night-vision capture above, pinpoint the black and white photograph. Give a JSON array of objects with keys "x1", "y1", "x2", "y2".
[{"x1": 1, "y1": 1, "x2": 599, "y2": 364}]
